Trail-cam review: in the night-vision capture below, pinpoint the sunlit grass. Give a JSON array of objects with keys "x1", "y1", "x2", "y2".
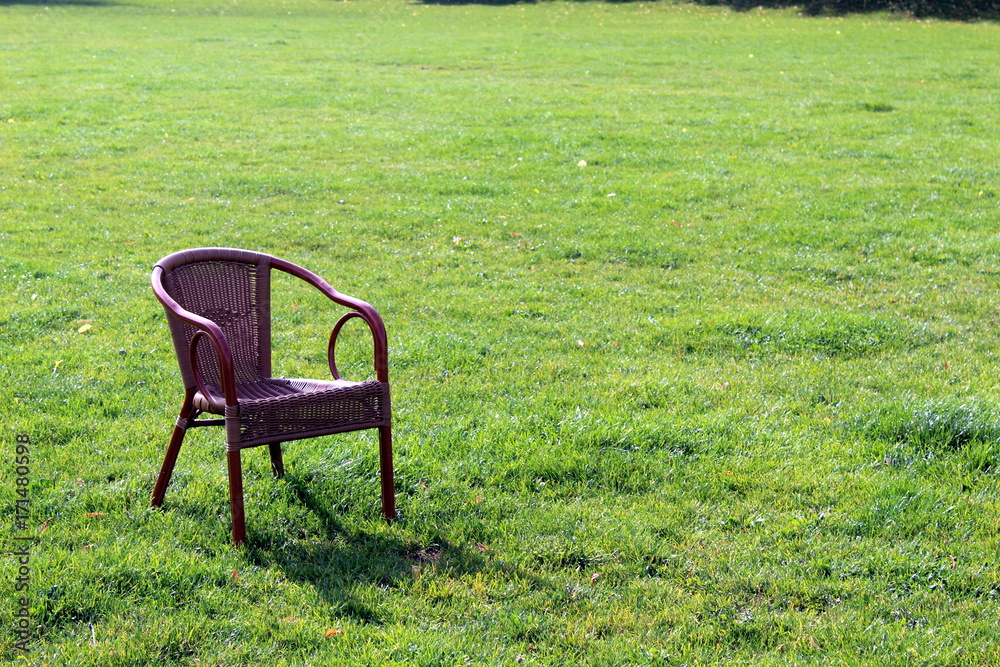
[{"x1": 1, "y1": 0, "x2": 999, "y2": 664}]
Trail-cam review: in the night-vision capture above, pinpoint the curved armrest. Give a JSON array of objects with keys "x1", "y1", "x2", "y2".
[
  {"x1": 270, "y1": 257, "x2": 389, "y2": 383},
  {"x1": 328, "y1": 311, "x2": 371, "y2": 381},
  {"x1": 151, "y1": 266, "x2": 239, "y2": 406},
  {"x1": 189, "y1": 330, "x2": 234, "y2": 405}
]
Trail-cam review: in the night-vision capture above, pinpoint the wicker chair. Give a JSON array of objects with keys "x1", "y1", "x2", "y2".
[{"x1": 150, "y1": 248, "x2": 394, "y2": 545}]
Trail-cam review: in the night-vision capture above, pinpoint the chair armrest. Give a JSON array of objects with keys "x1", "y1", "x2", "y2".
[
  {"x1": 270, "y1": 258, "x2": 390, "y2": 383},
  {"x1": 328, "y1": 311, "x2": 373, "y2": 381},
  {"x1": 151, "y1": 266, "x2": 239, "y2": 406}
]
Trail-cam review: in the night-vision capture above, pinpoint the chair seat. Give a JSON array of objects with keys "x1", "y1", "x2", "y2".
[{"x1": 195, "y1": 378, "x2": 391, "y2": 449}]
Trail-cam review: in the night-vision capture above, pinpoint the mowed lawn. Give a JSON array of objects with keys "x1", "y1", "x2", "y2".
[{"x1": 1, "y1": 0, "x2": 999, "y2": 664}]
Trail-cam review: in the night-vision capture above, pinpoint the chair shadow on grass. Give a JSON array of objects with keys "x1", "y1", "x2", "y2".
[{"x1": 242, "y1": 472, "x2": 489, "y2": 625}]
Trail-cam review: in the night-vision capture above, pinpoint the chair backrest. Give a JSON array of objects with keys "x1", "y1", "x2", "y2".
[{"x1": 154, "y1": 248, "x2": 274, "y2": 391}]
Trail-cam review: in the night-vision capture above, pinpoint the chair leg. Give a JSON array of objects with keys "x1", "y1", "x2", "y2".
[
  {"x1": 378, "y1": 426, "x2": 395, "y2": 520},
  {"x1": 228, "y1": 449, "x2": 246, "y2": 546},
  {"x1": 152, "y1": 391, "x2": 195, "y2": 507},
  {"x1": 268, "y1": 442, "x2": 285, "y2": 479}
]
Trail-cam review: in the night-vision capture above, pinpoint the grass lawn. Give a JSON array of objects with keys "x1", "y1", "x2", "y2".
[{"x1": 1, "y1": 0, "x2": 999, "y2": 664}]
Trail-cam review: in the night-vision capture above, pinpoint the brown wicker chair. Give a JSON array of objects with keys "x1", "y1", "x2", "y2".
[{"x1": 150, "y1": 248, "x2": 394, "y2": 545}]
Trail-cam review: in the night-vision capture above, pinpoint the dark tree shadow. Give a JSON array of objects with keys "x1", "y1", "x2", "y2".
[
  {"x1": 413, "y1": 0, "x2": 997, "y2": 18},
  {"x1": 417, "y1": 0, "x2": 533, "y2": 4},
  {"x1": 417, "y1": 0, "x2": 651, "y2": 5},
  {"x1": 689, "y1": 0, "x2": 997, "y2": 19},
  {"x1": 242, "y1": 473, "x2": 492, "y2": 624}
]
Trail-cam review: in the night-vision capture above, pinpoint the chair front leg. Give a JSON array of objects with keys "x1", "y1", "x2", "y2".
[
  {"x1": 152, "y1": 389, "x2": 196, "y2": 507},
  {"x1": 378, "y1": 426, "x2": 395, "y2": 520},
  {"x1": 228, "y1": 449, "x2": 247, "y2": 546}
]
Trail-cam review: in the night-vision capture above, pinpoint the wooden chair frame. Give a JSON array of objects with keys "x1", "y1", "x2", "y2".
[{"x1": 150, "y1": 248, "x2": 394, "y2": 545}]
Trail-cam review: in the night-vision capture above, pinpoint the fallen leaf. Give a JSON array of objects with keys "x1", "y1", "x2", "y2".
[
  {"x1": 39, "y1": 517, "x2": 53, "y2": 535},
  {"x1": 84, "y1": 512, "x2": 105, "y2": 518},
  {"x1": 324, "y1": 628, "x2": 345, "y2": 638},
  {"x1": 476, "y1": 543, "x2": 492, "y2": 551},
  {"x1": 78, "y1": 323, "x2": 93, "y2": 334},
  {"x1": 232, "y1": 569, "x2": 241, "y2": 581},
  {"x1": 590, "y1": 572, "x2": 602, "y2": 584}
]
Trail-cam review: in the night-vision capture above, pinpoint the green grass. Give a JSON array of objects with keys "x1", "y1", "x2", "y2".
[{"x1": 1, "y1": 0, "x2": 999, "y2": 664}]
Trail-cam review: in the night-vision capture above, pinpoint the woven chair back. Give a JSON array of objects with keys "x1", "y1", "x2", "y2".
[{"x1": 158, "y1": 249, "x2": 273, "y2": 391}]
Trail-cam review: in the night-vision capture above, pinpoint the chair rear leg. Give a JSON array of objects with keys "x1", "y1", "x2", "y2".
[
  {"x1": 378, "y1": 426, "x2": 395, "y2": 520},
  {"x1": 268, "y1": 442, "x2": 285, "y2": 479},
  {"x1": 152, "y1": 391, "x2": 195, "y2": 507},
  {"x1": 228, "y1": 449, "x2": 247, "y2": 546}
]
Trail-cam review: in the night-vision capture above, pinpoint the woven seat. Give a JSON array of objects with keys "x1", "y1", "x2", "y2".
[{"x1": 150, "y1": 248, "x2": 395, "y2": 545}]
